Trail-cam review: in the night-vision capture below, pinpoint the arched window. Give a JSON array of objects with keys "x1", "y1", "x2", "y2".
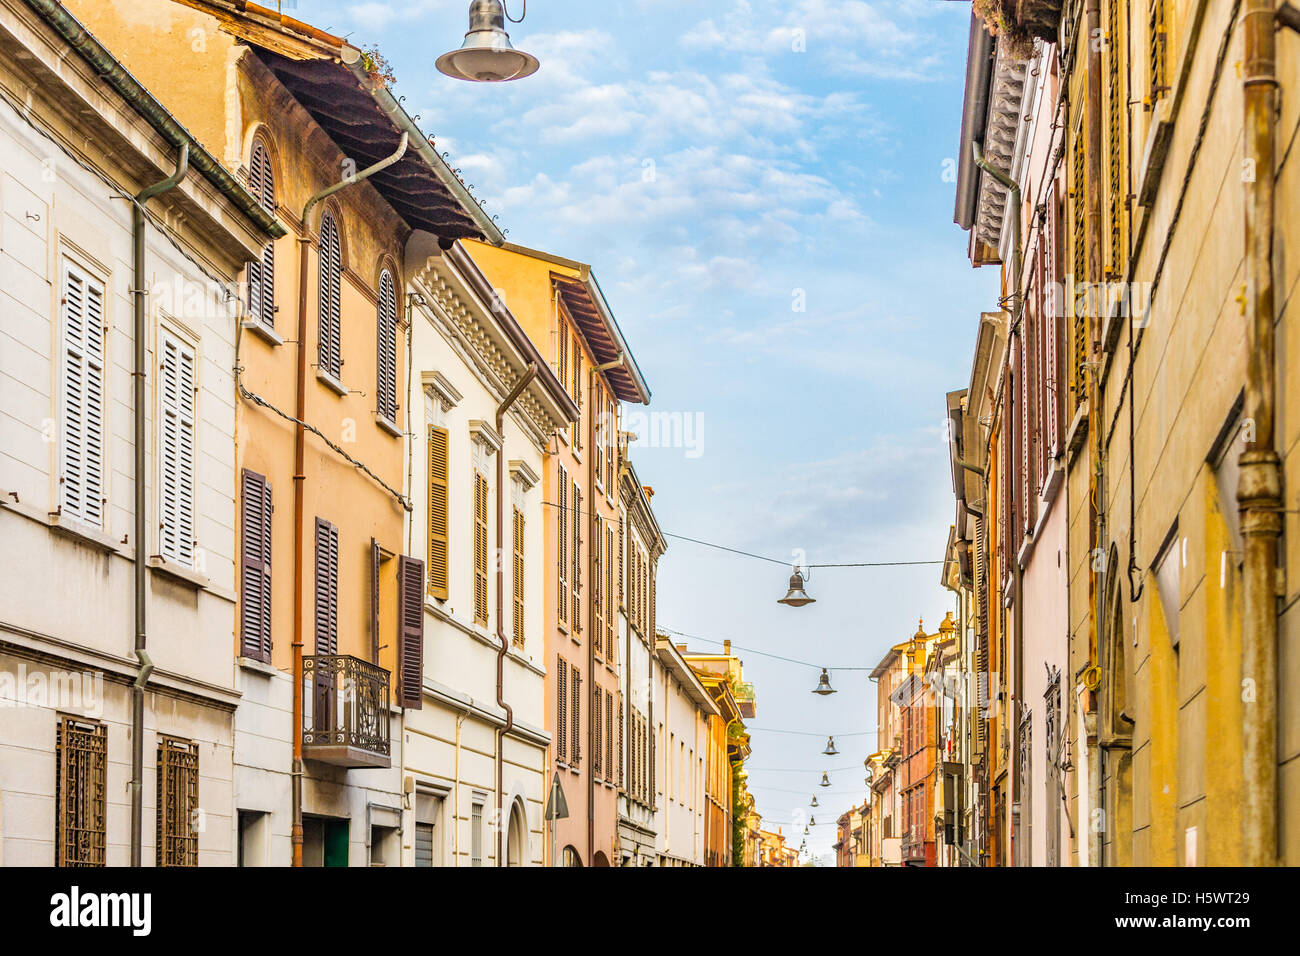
[
  {"x1": 376, "y1": 268, "x2": 398, "y2": 422},
  {"x1": 318, "y1": 211, "x2": 342, "y2": 379},
  {"x1": 247, "y1": 139, "x2": 276, "y2": 327}
]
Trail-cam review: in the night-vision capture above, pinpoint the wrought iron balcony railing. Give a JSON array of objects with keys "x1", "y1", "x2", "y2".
[{"x1": 303, "y1": 654, "x2": 391, "y2": 768}]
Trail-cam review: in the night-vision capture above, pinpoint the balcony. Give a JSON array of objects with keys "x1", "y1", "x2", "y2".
[
  {"x1": 732, "y1": 681, "x2": 756, "y2": 719},
  {"x1": 302, "y1": 655, "x2": 391, "y2": 768}
]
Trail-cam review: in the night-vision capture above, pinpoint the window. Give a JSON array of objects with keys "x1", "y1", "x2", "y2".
[
  {"x1": 572, "y1": 336, "x2": 583, "y2": 451},
  {"x1": 59, "y1": 259, "x2": 107, "y2": 528},
  {"x1": 593, "y1": 514, "x2": 604, "y2": 656},
  {"x1": 1069, "y1": 117, "x2": 1088, "y2": 411},
  {"x1": 594, "y1": 384, "x2": 605, "y2": 491},
  {"x1": 370, "y1": 824, "x2": 398, "y2": 866},
  {"x1": 427, "y1": 426, "x2": 450, "y2": 600},
  {"x1": 376, "y1": 269, "x2": 398, "y2": 423},
  {"x1": 314, "y1": 518, "x2": 339, "y2": 655},
  {"x1": 239, "y1": 469, "x2": 273, "y2": 662},
  {"x1": 157, "y1": 735, "x2": 199, "y2": 867},
  {"x1": 246, "y1": 139, "x2": 276, "y2": 327},
  {"x1": 605, "y1": 525, "x2": 616, "y2": 662},
  {"x1": 158, "y1": 332, "x2": 197, "y2": 566},
  {"x1": 617, "y1": 693, "x2": 625, "y2": 790},
  {"x1": 512, "y1": 507, "x2": 525, "y2": 646},
  {"x1": 572, "y1": 481, "x2": 582, "y2": 633},
  {"x1": 471, "y1": 797, "x2": 484, "y2": 867},
  {"x1": 414, "y1": 792, "x2": 443, "y2": 867},
  {"x1": 1149, "y1": 0, "x2": 1169, "y2": 105},
  {"x1": 237, "y1": 810, "x2": 268, "y2": 867},
  {"x1": 594, "y1": 686, "x2": 603, "y2": 777},
  {"x1": 473, "y1": 471, "x2": 488, "y2": 624},
  {"x1": 1106, "y1": 0, "x2": 1127, "y2": 279},
  {"x1": 557, "y1": 465, "x2": 569, "y2": 625},
  {"x1": 317, "y1": 210, "x2": 342, "y2": 380},
  {"x1": 55, "y1": 715, "x2": 106, "y2": 866},
  {"x1": 556, "y1": 655, "x2": 569, "y2": 763},
  {"x1": 606, "y1": 690, "x2": 614, "y2": 786}
]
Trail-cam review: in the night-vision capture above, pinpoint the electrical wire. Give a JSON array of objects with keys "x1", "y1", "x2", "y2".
[
  {"x1": 658, "y1": 626, "x2": 874, "y2": 671},
  {"x1": 747, "y1": 728, "x2": 875, "y2": 737}
]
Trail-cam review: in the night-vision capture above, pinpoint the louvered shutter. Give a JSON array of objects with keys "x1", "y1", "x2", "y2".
[
  {"x1": 593, "y1": 514, "x2": 604, "y2": 655},
  {"x1": 593, "y1": 687, "x2": 602, "y2": 777},
  {"x1": 606, "y1": 691, "x2": 614, "y2": 786},
  {"x1": 571, "y1": 666, "x2": 582, "y2": 764},
  {"x1": 473, "y1": 472, "x2": 488, "y2": 624},
  {"x1": 427, "y1": 426, "x2": 450, "y2": 600},
  {"x1": 618, "y1": 513, "x2": 624, "y2": 605},
  {"x1": 572, "y1": 482, "x2": 582, "y2": 632},
  {"x1": 606, "y1": 526, "x2": 616, "y2": 664},
  {"x1": 556, "y1": 655, "x2": 568, "y2": 762},
  {"x1": 313, "y1": 518, "x2": 339, "y2": 655},
  {"x1": 61, "y1": 261, "x2": 106, "y2": 527},
  {"x1": 1046, "y1": 199, "x2": 1063, "y2": 456},
  {"x1": 377, "y1": 270, "x2": 398, "y2": 422},
  {"x1": 246, "y1": 141, "x2": 276, "y2": 327},
  {"x1": 317, "y1": 212, "x2": 341, "y2": 379},
  {"x1": 512, "y1": 507, "x2": 525, "y2": 646},
  {"x1": 159, "y1": 333, "x2": 196, "y2": 566},
  {"x1": 557, "y1": 466, "x2": 568, "y2": 624},
  {"x1": 618, "y1": 693, "x2": 625, "y2": 790},
  {"x1": 398, "y1": 554, "x2": 425, "y2": 709},
  {"x1": 240, "y1": 469, "x2": 272, "y2": 662}
]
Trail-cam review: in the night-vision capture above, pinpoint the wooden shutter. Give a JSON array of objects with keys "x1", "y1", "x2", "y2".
[
  {"x1": 159, "y1": 333, "x2": 196, "y2": 566},
  {"x1": 606, "y1": 397, "x2": 615, "y2": 491},
  {"x1": 594, "y1": 687, "x2": 603, "y2": 777},
  {"x1": 61, "y1": 261, "x2": 106, "y2": 527},
  {"x1": 377, "y1": 270, "x2": 398, "y2": 422},
  {"x1": 317, "y1": 211, "x2": 341, "y2": 379},
  {"x1": 427, "y1": 426, "x2": 450, "y2": 600},
  {"x1": 247, "y1": 140, "x2": 276, "y2": 327},
  {"x1": 512, "y1": 507, "x2": 525, "y2": 647},
  {"x1": 1070, "y1": 123, "x2": 1088, "y2": 411},
  {"x1": 572, "y1": 482, "x2": 582, "y2": 632},
  {"x1": 648, "y1": 556, "x2": 656, "y2": 644},
  {"x1": 398, "y1": 554, "x2": 425, "y2": 709},
  {"x1": 593, "y1": 514, "x2": 604, "y2": 655},
  {"x1": 240, "y1": 469, "x2": 273, "y2": 662},
  {"x1": 557, "y1": 320, "x2": 568, "y2": 400},
  {"x1": 571, "y1": 665, "x2": 582, "y2": 764},
  {"x1": 618, "y1": 693, "x2": 625, "y2": 791},
  {"x1": 557, "y1": 465, "x2": 569, "y2": 625},
  {"x1": 1150, "y1": 0, "x2": 1169, "y2": 104},
  {"x1": 313, "y1": 518, "x2": 339, "y2": 655},
  {"x1": 556, "y1": 655, "x2": 568, "y2": 762},
  {"x1": 618, "y1": 513, "x2": 624, "y2": 605},
  {"x1": 1046, "y1": 198, "x2": 1064, "y2": 457},
  {"x1": 606, "y1": 690, "x2": 614, "y2": 786},
  {"x1": 474, "y1": 472, "x2": 489, "y2": 624},
  {"x1": 606, "y1": 526, "x2": 615, "y2": 663},
  {"x1": 371, "y1": 538, "x2": 381, "y2": 663},
  {"x1": 1106, "y1": 0, "x2": 1126, "y2": 279}
]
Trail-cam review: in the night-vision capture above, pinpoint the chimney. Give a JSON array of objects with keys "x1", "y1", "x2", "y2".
[{"x1": 723, "y1": 640, "x2": 731, "y2": 656}]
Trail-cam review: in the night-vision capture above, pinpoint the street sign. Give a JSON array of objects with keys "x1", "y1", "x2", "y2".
[{"x1": 545, "y1": 771, "x2": 568, "y2": 821}]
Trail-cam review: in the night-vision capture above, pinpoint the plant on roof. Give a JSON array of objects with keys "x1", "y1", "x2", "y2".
[
  {"x1": 973, "y1": 0, "x2": 1037, "y2": 61},
  {"x1": 359, "y1": 43, "x2": 397, "y2": 88}
]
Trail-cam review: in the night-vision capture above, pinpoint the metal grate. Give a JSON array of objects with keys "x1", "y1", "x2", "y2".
[
  {"x1": 56, "y1": 715, "x2": 107, "y2": 866},
  {"x1": 156, "y1": 736, "x2": 199, "y2": 867}
]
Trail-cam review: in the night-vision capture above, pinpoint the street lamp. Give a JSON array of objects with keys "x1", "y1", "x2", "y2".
[
  {"x1": 810, "y1": 795, "x2": 819, "y2": 808},
  {"x1": 820, "y1": 772, "x2": 830, "y2": 788},
  {"x1": 823, "y1": 736, "x2": 838, "y2": 756},
  {"x1": 777, "y1": 567, "x2": 815, "y2": 606},
  {"x1": 436, "y1": 1, "x2": 539, "y2": 82},
  {"x1": 812, "y1": 668, "x2": 836, "y2": 695}
]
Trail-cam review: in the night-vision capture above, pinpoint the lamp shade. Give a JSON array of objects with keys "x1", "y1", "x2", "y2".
[
  {"x1": 436, "y1": 0, "x2": 539, "y2": 82},
  {"x1": 778, "y1": 569, "x2": 815, "y2": 607}
]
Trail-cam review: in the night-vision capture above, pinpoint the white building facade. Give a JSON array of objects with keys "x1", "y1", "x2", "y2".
[{"x1": 651, "y1": 638, "x2": 716, "y2": 866}]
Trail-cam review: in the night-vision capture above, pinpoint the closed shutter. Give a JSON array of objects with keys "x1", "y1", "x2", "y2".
[
  {"x1": 556, "y1": 655, "x2": 568, "y2": 762},
  {"x1": 572, "y1": 339, "x2": 583, "y2": 450},
  {"x1": 606, "y1": 396, "x2": 615, "y2": 491},
  {"x1": 246, "y1": 140, "x2": 276, "y2": 327},
  {"x1": 414, "y1": 823, "x2": 434, "y2": 867},
  {"x1": 1150, "y1": 0, "x2": 1169, "y2": 103},
  {"x1": 572, "y1": 482, "x2": 582, "y2": 632},
  {"x1": 512, "y1": 507, "x2": 525, "y2": 647},
  {"x1": 159, "y1": 332, "x2": 196, "y2": 566},
  {"x1": 557, "y1": 321, "x2": 568, "y2": 402},
  {"x1": 618, "y1": 514, "x2": 624, "y2": 605},
  {"x1": 376, "y1": 270, "x2": 398, "y2": 422},
  {"x1": 317, "y1": 211, "x2": 341, "y2": 379},
  {"x1": 61, "y1": 261, "x2": 106, "y2": 527},
  {"x1": 474, "y1": 472, "x2": 488, "y2": 624},
  {"x1": 239, "y1": 469, "x2": 273, "y2": 662},
  {"x1": 1046, "y1": 199, "x2": 1063, "y2": 456},
  {"x1": 1106, "y1": 0, "x2": 1126, "y2": 279},
  {"x1": 427, "y1": 426, "x2": 450, "y2": 600},
  {"x1": 398, "y1": 554, "x2": 425, "y2": 709},
  {"x1": 617, "y1": 693, "x2": 625, "y2": 790},
  {"x1": 313, "y1": 518, "x2": 339, "y2": 655},
  {"x1": 593, "y1": 514, "x2": 604, "y2": 655},
  {"x1": 557, "y1": 465, "x2": 568, "y2": 624},
  {"x1": 1070, "y1": 123, "x2": 1088, "y2": 411},
  {"x1": 371, "y1": 538, "x2": 381, "y2": 662},
  {"x1": 571, "y1": 665, "x2": 582, "y2": 765},
  {"x1": 648, "y1": 556, "x2": 656, "y2": 644},
  {"x1": 594, "y1": 687, "x2": 603, "y2": 777},
  {"x1": 606, "y1": 690, "x2": 614, "y2": 786},
  {"x1": 606, "y1": 527, "x2": 616, "y2": 664}
]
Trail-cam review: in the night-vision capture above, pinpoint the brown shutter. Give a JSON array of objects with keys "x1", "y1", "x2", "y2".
[
  {"x1": 240, "y1": 469, "x2": 272, "y2": 662},
  {"x1": 317, "y1": 211, "x2": 341, "y2": 379},
  {"x1": 376, "y1": 270, "x2": 398, "y2": 422},
  {"x1": 556, "y1": 654, "x2": 568, "y2": 762},
  {"x1": 398, "y1": 554, "x2": 425, "y2": 709},
  {"x1": 571, "y1": 665, "x2": 582, "y2": 765},
  {"x1": 618, "y1": 693, "x2": 625, "y2": 791},
  {"x1": 572, "y1": 482, "x2": 582, "y2": 633},
  {"x1": 247, "y1": 140, "x2": 276, "y2": 328},
  {"x1": 370, "y1": 538, "x2": 381, "y2": 663},
  {"x1": 557, "y1": 465, "x2": 568, "y2": 624},
  {"x1": 427, "y1": 426, "x2": 450, "y2": 600},
  {"x1": 593, "y1": 514, "x2": 604, "y2": 655},
  {"x1": 313, "y1": 517, "x2": 338, "y2": 655},
  {"x1": 594, "y1": 686, "x2": 603, "y2": 777},
  {"x1": 606, "y1": 690, "x2": 614, "y2": 786}
]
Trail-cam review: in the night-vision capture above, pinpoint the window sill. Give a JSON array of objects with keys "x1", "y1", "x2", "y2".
[
  {"x1": 237, "y1": 656, "x2": 280, "y2": 678},
  {"x1": 45, "y1": 511, "x2": 126, "y2": 555},
  {"x1": 148, "y1": 555, "x2": 211, "y2": 592},
  {"x1": 375, "y1": 415, "x2": 403, "y2": 438},
  {"x1": 241, "y1": 318, "x2": 283, "y2": 348},
  {"x1": 316, "y1": 369, "x2": 348, "y2": 396}
]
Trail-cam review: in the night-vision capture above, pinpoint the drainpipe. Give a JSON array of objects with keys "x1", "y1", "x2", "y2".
[
  {"x1": 129, "y1": 144, "x2": 188, "y2": 868},
  {"x1": 291, "y1": 133, "x2": 408, "y2": 866},
  {"x1": 590, "y1": 353, "x2": 626, "y2": 864},
  {"x1": 494, "y1": 363, "x2": 538, "y2": 866},
  {"x1": 1241, "y1": 0, "x2": 1283, "y2": 867},
  {"x1": 972, "y1": 140, "x2": 1026, "y2": 865}
]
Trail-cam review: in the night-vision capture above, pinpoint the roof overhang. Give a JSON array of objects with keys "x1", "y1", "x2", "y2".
[
  {"x1": 653, "y1": 638, "x2": 720, "y2": 715},
  {"x1": 551, "y1": 272, "x2": 651, "y2": 405},
  {"x1": 953, "y1": 12, "x2": 994, "y2": 231},
  {"x1": 972, "y1": 41, "x2": 1029, "y2": 251}
]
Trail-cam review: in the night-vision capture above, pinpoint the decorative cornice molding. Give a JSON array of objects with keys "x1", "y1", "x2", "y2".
[
  {"x1": 508, "y1": 459, "x2": 540, "y2": 491},
  {"x1": 468, "y1": 420, "x2": 503, "y2": 454},
  {"x1": 421, "y1": 370, "x2": 463, "y2": 409}
]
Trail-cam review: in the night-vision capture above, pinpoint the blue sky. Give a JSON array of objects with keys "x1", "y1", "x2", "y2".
[{"x1": 296, "y1": 0, "x2": 997, "y2": 863}]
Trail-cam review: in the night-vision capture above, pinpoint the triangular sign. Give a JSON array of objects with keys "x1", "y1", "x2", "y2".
[{"x1": 545, "y1": 771, "x2": 569, "y2": 820}]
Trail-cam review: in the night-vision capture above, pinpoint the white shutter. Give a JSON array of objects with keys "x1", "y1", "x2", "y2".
[
  {"x1": 159, "y1": 332, "x2": 196, "y2": 566},
  {"x1": 60, "y1": 260, "x2": 106, "y2": 527}
]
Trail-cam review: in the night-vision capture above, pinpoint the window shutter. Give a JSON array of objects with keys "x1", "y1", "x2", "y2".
[
  {"x1": 159, "y1": 333, "x2": 196, "y2": 566},
  {"x1": 606, "y1": 690, "x2": 614, "y2": 787},
  {"x1": 594, "y1": 687, "x2": 603, "y2": 777},
  {"x1": 606, "y1": 526, "x2": 615, "y2": 664},
  {"x1": 398, "y1": 554, "x2": 425, "y2": 709},
  {"x1": 61, "y1": 261, "x2": 106, "y2": 527},
  {"x1": 377, "y1": 270, "x2": 398, "y2": 422},
  {"x1": 593, "y1": 514, "x2": 604, "y2": 655},
  {"x1": 571, "y1": 666, "x2": 582, "y2": 764},
  {"x1": 474, "y1": 472, "x2": 489, "y2": 624},
  {"x1": 618, "y1": 693, "x2": 625, "y2": 791},
  {"x1": 572, "y1": 482, "x2": 582, "y2": 632},
  {"x1": 556, "y1": 655, "x2": 568, "y2": 762},
  {"x1": 427, "y1": 426, "x2": 450, "y2": 600},
  {"x1": 317, "y1": 212, "x2": 342, "y2": 379},
  {"x1": 313, "y1": 518, "x2": 339, "y2": 655},
  {"x1": 240, "y1": 469, "x2": 273, "y2": 662},
  {"x1": 1046, "y1": 199, "x2": 1064, "y2": 456},
  {"x1": 371, "y1": 538, "x2": 381, "y2": 663},
  {"x1": 513, "y1": 507, "x2": 525, "y2": 647},
  {"x1": 557, "y1": 465, "x2": 569, "y2": 624},
  {"x1": 618, "y1": 514, "x2": 624, "y2": 605},
  {"x1": 247, "y1": 140, "x2": 276, "y2": 327}
]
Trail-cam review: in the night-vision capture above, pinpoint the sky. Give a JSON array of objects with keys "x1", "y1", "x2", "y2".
[{"x1": 291, "y1": 0, "x2": 998, "y2": 863}]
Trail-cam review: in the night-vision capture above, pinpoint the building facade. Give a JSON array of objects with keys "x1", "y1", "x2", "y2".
[{"x1": 651, "y1": 635, "x2": 717, "y2": 866}]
